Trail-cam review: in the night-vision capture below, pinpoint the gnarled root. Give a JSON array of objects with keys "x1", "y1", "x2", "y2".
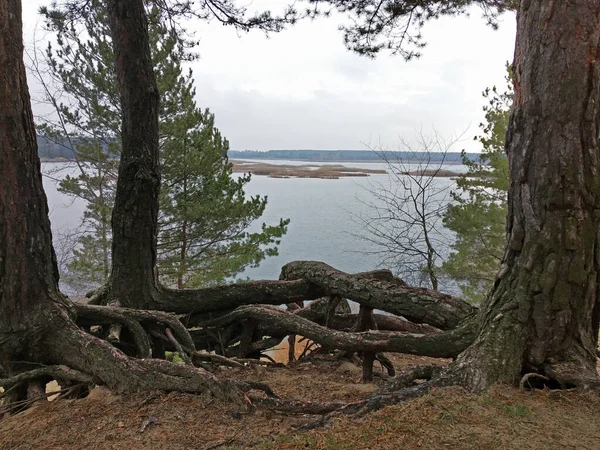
[
  {"x1": 382, "y1": 365, "x2": 443, "y2": 392},
  {"x1": 34, "y1": 316, "x2": 246, "y2": 405},
  {"x1": 75, "y1": 304, "x2": 195, "y2": 360},
  {"x1": 203, "y1": 305, "x2": 477, "y2": 359},
  {"x1": 280, "y1": 261, "x2": 476, "y2": 330}
]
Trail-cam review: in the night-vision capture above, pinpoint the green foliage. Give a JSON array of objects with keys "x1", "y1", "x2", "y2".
[
  {"x1": 306, "y1": 1, "x2": 517, "y2": 58},
  {"x1": 35, "y1": 2, "x2": 119, "y2": 289},
  {"x1": 442, "y1": 67, "x2": 512, "y2": 303},
  {"x1": 39, "y1": 2, "x2": 287, "y2": 290}
]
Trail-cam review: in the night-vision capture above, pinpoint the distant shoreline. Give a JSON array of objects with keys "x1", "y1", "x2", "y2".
[
  {"x1": 231, "y1": 161, "x2": 460, "y2": 179},
  {"x1": 233, "y1": 158, "x2": 466, "y2": 165},
  {"x1": 41, "y1": 157, "x2": 465, "y2": 165},
  {"x1": 40, "y1": 157, "x2": 73, "y2": 162},
  {"x1": 230, "y1": 160, "x2": 386, "y2": 179},
  {"x1": 41, "y1": 158, "x2": 460, "y2": 178}
]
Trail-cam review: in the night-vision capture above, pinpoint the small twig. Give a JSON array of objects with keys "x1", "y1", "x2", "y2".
[
  {"x1": 260, "y1": 354, "x2": 279, "y2": 364},
  {"x1": 192, "y1": 352, "x2": 246, "y2": 369},
  {"x1": 192, "y1": 353, "x2": 286, "y2": 369},
  {"x1": 0, "y1": 385, "x2": 84, "y2": 416},
  {"x1": 298, "y1": 340, "x2": 318, "y2": 360},
  {"x1": 228, "y1": 380, "x2": 279, "y2": 399},
  {"x1": 52, "y1": 383, "x2": 86, "y2": 401},
  {"x1": 235, "y1": 357, "x2": 286, "y2": 368},
  {"x1": 0, "y1": 383, "x2": 23, "y2": 401},
  {"x1": 165, "y1": 328, "x2": 192, "y2": 365},
  {"x1": 519, "y1": 373, "x2": 549, "y2": 390}
]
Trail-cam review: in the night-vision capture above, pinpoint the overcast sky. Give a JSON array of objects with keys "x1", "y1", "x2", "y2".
[{"x1": 22, "y1": 1, "x2": 516, "y2": 152}]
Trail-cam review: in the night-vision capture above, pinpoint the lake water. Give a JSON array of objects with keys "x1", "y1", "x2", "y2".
[{"x1": 42, "y1": 160, "x2": 464, "y2": 295}]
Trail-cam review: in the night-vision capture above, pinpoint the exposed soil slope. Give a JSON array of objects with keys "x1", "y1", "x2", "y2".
[{"x1": 1, "y1": 355, "x2": 599, "y2": 450}]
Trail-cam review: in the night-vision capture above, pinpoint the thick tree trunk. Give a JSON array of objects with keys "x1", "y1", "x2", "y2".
[
  {"x1": 0, "y1": 0, "x2": 69, "y2": 375},
  {"x1": 108, "y1": 0, "x2": 161, "y2": 308},
  {"x1": 451, "y1": 0, "x2": 600, "y2": 390},
  {"x1": 0, "y1": 0, "x2": 241, "y2": 410}
]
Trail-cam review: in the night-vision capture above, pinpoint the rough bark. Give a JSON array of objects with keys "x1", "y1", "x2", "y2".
[
  {"x1": 449, "y1": 0, "x2": 600, "y2": 390},
  {"x1": 180, "y1": 306, "x2": 441, "y2": 362},
  {"x1": 296, "y1": 304, "x2": 440, "y2": 334},
  {"x1": 107, "y1": 0, "x2": 161, "y2": 309},
  {"x1": 203, "y1": 305, "x2": 476, "y2": 358},
  {"x1": 0, "y1": 0, "x2": 70, "y2": 381},
  {"x1": 356, "y1": 306, "x2": 377, "y2": 382},
  {"x1": 281, "y1": 261, "x2": 475, "y2": 330},
  {"x1": 155, "y1": 264, "x2": 460, "y2": 332},
  {"x1": 155, "y1": 279, "x2": 321, "y2": 314},
  {"x1": 0, "y1": 0, "x2": 243, "y2": 409}
]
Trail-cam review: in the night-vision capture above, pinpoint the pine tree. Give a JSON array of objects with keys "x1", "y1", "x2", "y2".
[
  {"x1": 442, "y1": 68, "x2": 511, "y2": 303},
  {"x1": 39, "y1": 2, "x2": 287, "y2": 290},
  {"x1": 35, "y1": 3, "x2": 119, "y2": 290}
]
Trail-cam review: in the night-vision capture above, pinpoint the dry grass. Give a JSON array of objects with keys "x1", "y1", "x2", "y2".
[
  {"x1": 257, "y1": 386, "x2": 600, "y2": 450},
  {"x1": 1, "y1": 355, "x2": 599, "y2": 450}
]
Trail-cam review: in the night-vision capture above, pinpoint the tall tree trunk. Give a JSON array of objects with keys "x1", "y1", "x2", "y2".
[
  {"x1": 0, "y1": 0, "x2": 69, "y2": 374},
  {"x1": 451, "y1": 0, "x2": 600, "y2": 390},
  {"x1": 97, "y1": 141, "x2": 110, "y2": 283},
  {"x1": 0, "y1": 0, "x2": 234, "y2": 406},
  {"x1": 108, "y1": 0, "x2": 161, "y2": 308},
  {"x1": 178, "y1": 173, "x2": 189, "y2": 290}
]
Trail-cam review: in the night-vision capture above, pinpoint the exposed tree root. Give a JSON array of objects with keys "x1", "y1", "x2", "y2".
[
  {"x1": 75, "y1": 304, "x2": 195, "y2": 359},
  {"x1": 85, "y1": 285, "x2": 110, "y2": 305},
  {"x1": 382, "y1": 365, "x2": 443, "y2": 392},
  {"x1": 519, "y1": 373, "x2": 549, "y2": 390},
  {"x1": 0, "y1": 365, "x2": 97, "y2": 418},
  {"x1": 288, "y1": 378, "x2": 443, "y2": 430},
  {"x1": 250, "y1": 397, "x2": 350, "y2": 415},
  {"x1": 1, "y1": 262, "x2": 487, "y2": 422},
  {"x1": 76, "y1": 305, "x2": 152, "y2": 357},
  {"x1": 0, "y1": 365, "x2": 99, "y2": 388},
  {"x1": 280, "y1": 261, "x2": 476, "y2": 330},
  {"x1": 356, "y1": 305, "x2": 377, "y2": 382},
  {"x1": 87, "y1": 262, "x2": 472, "y2": 333},
  {"x1": 203, "y1": 305, "x2": 477, "y2": 358},
  {"x1": 165, "y1": 328, "x2": 192, "y2": 365},
  {"x1": 375, "y1": 354, "x2": 396, "y2": 377},
  {"x1": 250, "y1": 381, "x2": 436, "y2": 431},
  {"x1": 0, "y1": 384, "x2": 86, "y2": 417},
  {"x1": 158, "y1": 279, "x2": 322, "y2": 314},
  {"x1": 35, "y1": 318, "x2": 245, "y2": 404},
  {"x1": 73, "y1": 262, "x2": 471, "y2": 373},
  {"x1": 296, "y1": 306, "x2": 441, "y2": 334},
  {"x1": 228, "y1": 380, "x2": 279, "y2": 399}
]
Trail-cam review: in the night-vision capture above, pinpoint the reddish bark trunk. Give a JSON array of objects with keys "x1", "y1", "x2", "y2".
[
  {"x1": 452, "y1": 0, "x2": 600, "y2": 390},
  {"x1": 0, "y1": 0, "x2": 236, "y2": 406},
  {"x1": 0, "y1": 0, "x2": 68, "y2": 374}
]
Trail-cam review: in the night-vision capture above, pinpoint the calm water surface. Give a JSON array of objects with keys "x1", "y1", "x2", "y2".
[{"x1": 42, "y1": 160, "x2": 464, "y2": 293}]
